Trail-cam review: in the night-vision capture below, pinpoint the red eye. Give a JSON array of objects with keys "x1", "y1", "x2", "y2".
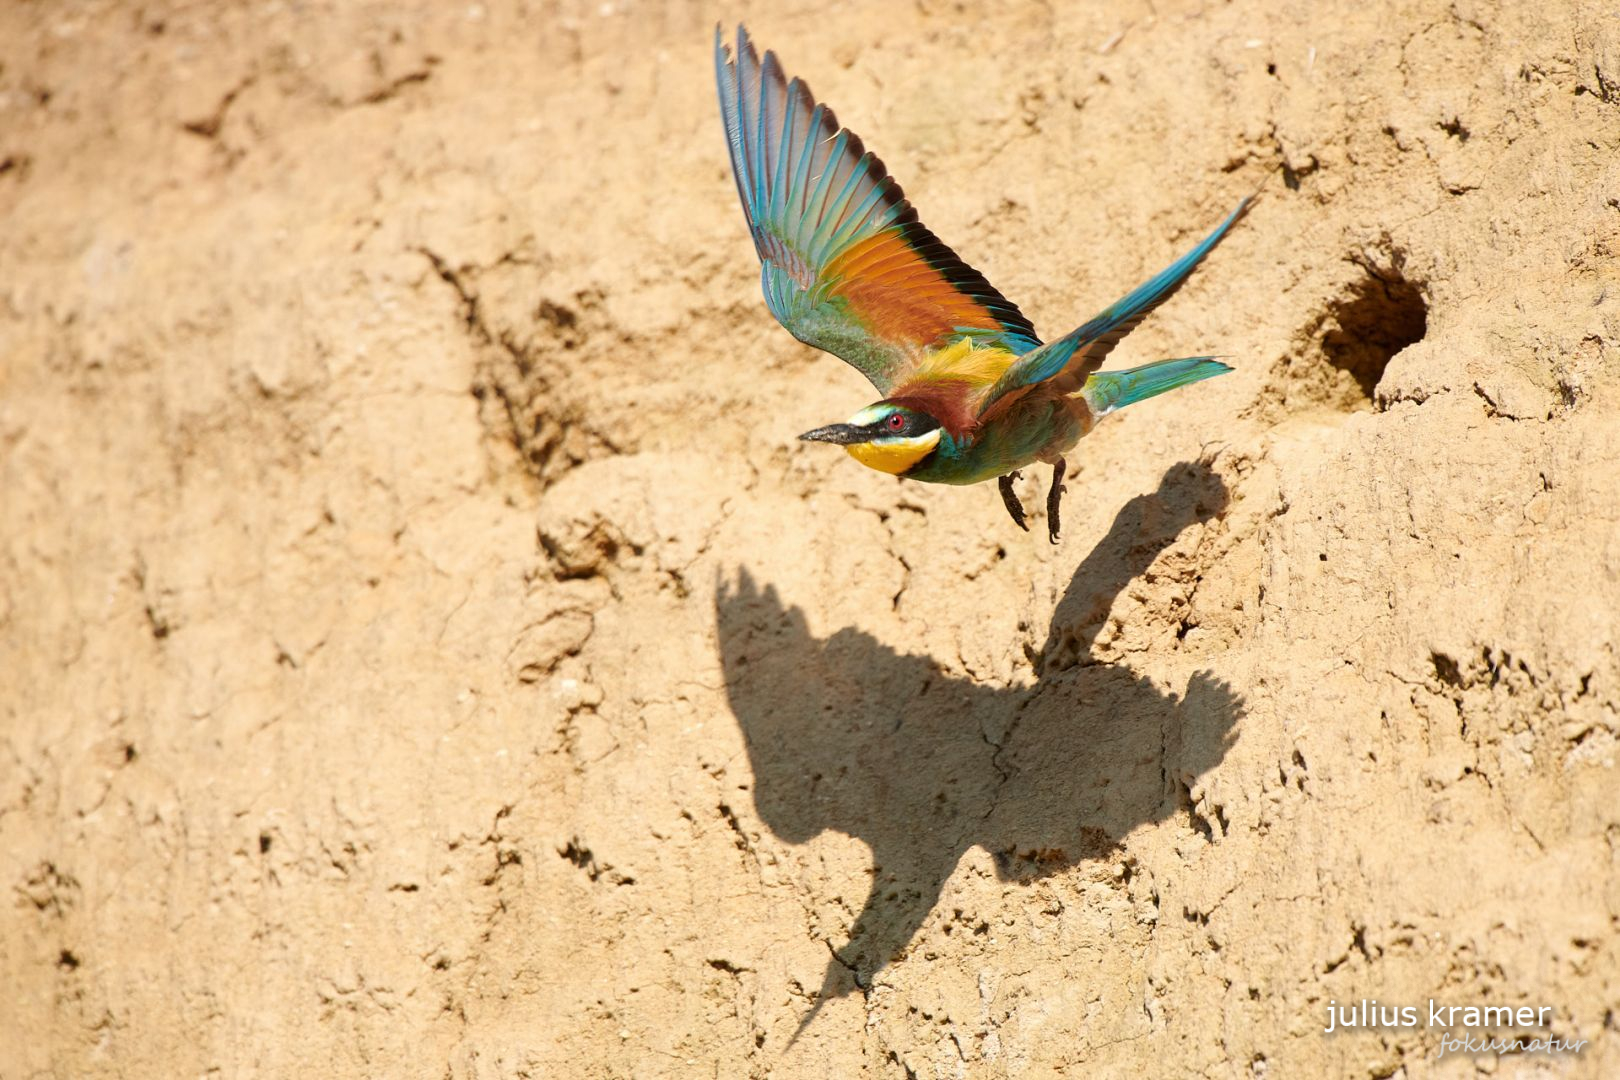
[{"x1": 886, "y1": 413, "x2": 906, "y2": 433}]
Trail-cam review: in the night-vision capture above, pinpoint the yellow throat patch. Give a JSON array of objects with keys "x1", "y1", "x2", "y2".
[{"x1": 846, "y1": 428, "x2": 942, "y2": 475}]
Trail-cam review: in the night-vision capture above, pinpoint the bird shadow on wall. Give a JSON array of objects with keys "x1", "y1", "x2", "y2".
[{"x1": 715, "y1": 459, "x2": 1242, "y2": 1031}]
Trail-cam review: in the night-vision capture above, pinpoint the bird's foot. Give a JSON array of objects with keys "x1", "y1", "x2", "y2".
[
  {"x1": 998, "y1": 472, "x2": 1028, "y2": 531},
  {"x1": 1046, "y1": 459, "x2": 1067, "y2": 544}
]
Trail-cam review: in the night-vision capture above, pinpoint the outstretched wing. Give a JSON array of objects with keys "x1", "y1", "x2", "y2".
[
  {"x1": 980, "y1": 199, "x2": 1252, "y2": 415},
  {"x1": 715, "y1": 26, "x2": 1039, "y2": 393}
]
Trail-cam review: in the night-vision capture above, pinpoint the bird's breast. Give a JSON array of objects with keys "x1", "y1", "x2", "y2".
[{"x1": 907, "y1": 395, "x2": 1088, "y2": 486}]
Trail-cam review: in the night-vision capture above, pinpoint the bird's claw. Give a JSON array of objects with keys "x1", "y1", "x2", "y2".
[
  {"x1": 999, "y1": 471, "x2": 1028, "y2": 531},
  {"x1": 1046, "y1": 460, "x2": 1067, "y2": 545}
]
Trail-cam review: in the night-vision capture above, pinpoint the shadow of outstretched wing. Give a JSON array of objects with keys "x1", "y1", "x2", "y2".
[{"x1": 716, "y1": 459, "x2": 1243, "y2": 1036}]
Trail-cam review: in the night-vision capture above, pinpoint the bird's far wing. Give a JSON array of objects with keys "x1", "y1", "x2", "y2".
[
  {"x1": 979, "y1": 199, "x2": 1251, "y2": 416},
  {"x1": 715, "y1": 26, "x2": 1040, "y2": 394}
]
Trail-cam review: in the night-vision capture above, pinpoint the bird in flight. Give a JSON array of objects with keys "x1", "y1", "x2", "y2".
[{"x1": 715, "y1": 26, "x2": 1250, "y2": 543}]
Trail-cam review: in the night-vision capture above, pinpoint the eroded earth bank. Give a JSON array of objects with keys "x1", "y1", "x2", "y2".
[{"x1": 3, "y1": 0, "x2": 1618, "y2": 1076}]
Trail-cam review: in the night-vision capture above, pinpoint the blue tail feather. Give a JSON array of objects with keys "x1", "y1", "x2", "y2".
[{"x1": 1081, "y1": 356, "x2": 1231, "y2": 415}]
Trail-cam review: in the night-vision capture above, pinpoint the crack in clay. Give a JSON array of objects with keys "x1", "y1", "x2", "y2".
[
  {"x1": 357, "y1": 66, "x2": 436, "y2": 107},
  {"x1": 418, "y1": 247, "x2": 621, "y2": 483},
  {"x1": 182, "y1": 76, "x2": 255, "y2": 139}
]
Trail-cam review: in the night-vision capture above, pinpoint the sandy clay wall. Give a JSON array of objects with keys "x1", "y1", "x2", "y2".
[{"x1": 3, "y1": 0, "x2": 1618, "y2": 1076}]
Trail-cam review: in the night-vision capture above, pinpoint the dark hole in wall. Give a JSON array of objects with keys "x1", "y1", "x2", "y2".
[
  {"x1": 1320, "y1": 268, "x2": 1428, "y2": 402},
  {"x1": 1321, "y1": 268, "x2": 1425, "y2": 403}
]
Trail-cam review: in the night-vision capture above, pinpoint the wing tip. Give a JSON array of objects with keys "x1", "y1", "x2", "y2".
[
  {"x1": 736, "y1": 24, "x2": 762, "y2": 70},
  {"x1": 759, "y1": 44, "x2": 786, "y2": 90},
  {"x1": 716, "y1": 26, "x2": 1040, "y2": 378},
  {"x1": 714, "y1": 24, "x2": 729, "y2": 73}
]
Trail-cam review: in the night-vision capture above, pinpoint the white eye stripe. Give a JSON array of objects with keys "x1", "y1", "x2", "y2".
[{"x1": 846, "y1": 404, "x2": 891, "y2": 427}]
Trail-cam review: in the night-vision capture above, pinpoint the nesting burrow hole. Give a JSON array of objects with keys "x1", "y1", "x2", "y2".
[{"x1": 1318, "y1": 259, "x2": 1429, "y2": 405}]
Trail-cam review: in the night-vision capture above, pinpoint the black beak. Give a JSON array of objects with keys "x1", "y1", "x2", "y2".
[{"x1": 798, "y1": 423, "x2": 870, "y2": 445}]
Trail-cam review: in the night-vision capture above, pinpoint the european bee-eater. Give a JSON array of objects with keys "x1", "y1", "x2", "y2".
[{"x1": 716, "y1": 26, "x2": 1251, "y2": 542}]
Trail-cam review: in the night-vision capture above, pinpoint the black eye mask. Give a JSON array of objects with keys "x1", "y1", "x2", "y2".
[{"x1": 873, "y1": 411, "x2": 941, "y2": 439}]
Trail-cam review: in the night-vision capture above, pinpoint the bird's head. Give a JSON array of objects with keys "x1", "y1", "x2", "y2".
[{"x1": 798, "y1": 401, "x2": 943, "y2": 476}]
